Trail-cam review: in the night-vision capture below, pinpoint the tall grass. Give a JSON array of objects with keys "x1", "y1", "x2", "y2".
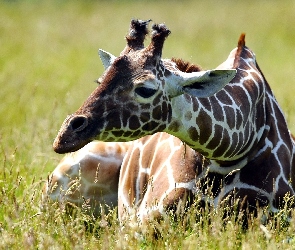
[{"x1": 0, "y1": 1, "x2": 295, "y2": 248}]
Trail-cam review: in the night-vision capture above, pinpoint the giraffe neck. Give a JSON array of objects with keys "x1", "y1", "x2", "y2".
[
  {"x1": 165, "y1": 47, "x2": 290, "y2": 166},
  {"x1": 167, "y1": 92, "x2": 265, "y2": 162}
]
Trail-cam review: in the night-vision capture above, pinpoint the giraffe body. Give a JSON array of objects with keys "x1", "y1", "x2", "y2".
[
  {"x1": 118, "y1": 132, "x2": 198, "y2": 223},
  {"x1": 44, "y1": 133, "x2": 199, "y2": 220},
  {"x1": 53, "y1": 19, "x2": 295, "y2": 213}
]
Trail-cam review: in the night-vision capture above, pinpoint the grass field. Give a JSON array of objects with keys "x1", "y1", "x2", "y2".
[{"x1": 1, "y1": 0, "x2": 295, "y2": 248}]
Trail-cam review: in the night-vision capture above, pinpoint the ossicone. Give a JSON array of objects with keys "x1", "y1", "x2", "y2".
[
  {"x1": 123, "y1": 19, "x2": 151, "y2": 54},
  {"x1": 120, "y1": 19, "x2": 171, "y2": 65},
  {"x1": 148, "y1": 23, "x2": 171, "y2": 57}
]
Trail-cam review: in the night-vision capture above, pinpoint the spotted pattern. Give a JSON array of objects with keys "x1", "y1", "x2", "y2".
[
  {"x1": 118, "y1": 132, "x2": 197, "y2": 223},
  {"x1": 53, "y1": 20, "x2": 295, "y2": 215},
  {"x1": 44, "y1": 133, "x2": 198, "y2": 223}
]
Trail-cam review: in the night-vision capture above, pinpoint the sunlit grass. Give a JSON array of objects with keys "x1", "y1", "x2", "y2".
[{"x1": 0, "y1": 1, "x2": 295, "y2": 248}]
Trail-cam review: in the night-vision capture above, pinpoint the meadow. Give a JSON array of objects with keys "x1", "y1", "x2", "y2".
[{"x1": 0, "y1": 0, "x2": 295, "y2": 248}]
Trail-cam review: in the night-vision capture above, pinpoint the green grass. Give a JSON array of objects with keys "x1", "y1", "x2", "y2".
[{"x1": 0, "y1": 0, "x2": 295, "y2": 248}]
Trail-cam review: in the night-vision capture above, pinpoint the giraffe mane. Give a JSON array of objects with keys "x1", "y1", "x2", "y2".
[
  {"x1": 233, "y1": 33, "x2": 246, "y2": 68},
  {"x1": 238, "y1": 33, "x2": 246, "y2": 48},
  {"x1": 171, "y1": 57, "x2": 202, "y2": 73}
]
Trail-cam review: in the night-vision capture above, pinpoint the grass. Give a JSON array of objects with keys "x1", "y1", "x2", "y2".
[{"x1": 0, "y1": 0, "x2": 295, "y2": 248}]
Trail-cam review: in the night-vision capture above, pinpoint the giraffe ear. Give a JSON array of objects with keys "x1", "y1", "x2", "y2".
[
  {"x1": 98, "y1": 49, "x2": 117, "y2": 69},
  {"x1": 172, "y1": 69, "x2": 236, "y2": 98}
]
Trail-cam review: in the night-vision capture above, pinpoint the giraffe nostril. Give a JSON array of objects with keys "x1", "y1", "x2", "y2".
[{"x1": 70, "y1": 116, "x2": 88, "y2": 132}]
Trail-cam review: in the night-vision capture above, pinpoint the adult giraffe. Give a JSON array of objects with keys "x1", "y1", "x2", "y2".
[
  {"x1": 53, "y1": 19, "x2": 295, "y2": 214},
  {"x1": 44, "y1": 133, "x2": 199, "y2": 223}
]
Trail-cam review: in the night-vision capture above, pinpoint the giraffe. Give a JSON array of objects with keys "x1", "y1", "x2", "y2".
[
  {"x1": 44, "y1": 132, "x2": 199, "y2": 223},
  {"x1": 53, "y1": 19, "x2": 295, "y2": 215},
  {"x1": 42, "y1": 140, "x2": 130, "y2": 215}
]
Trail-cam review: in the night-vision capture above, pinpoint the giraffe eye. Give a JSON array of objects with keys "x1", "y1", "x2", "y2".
[{"x1": 135, "y1": 87, "x2": 157, "y2": 98}]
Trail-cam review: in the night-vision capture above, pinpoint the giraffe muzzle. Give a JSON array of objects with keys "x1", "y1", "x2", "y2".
[{"x1": 53, "y1": 115, "x2": 91, "y2": 154}]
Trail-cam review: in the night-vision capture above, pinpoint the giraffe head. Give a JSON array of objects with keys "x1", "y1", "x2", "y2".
[{"x1": 53, "y1": 19, "x2": 236, "y2": 154}]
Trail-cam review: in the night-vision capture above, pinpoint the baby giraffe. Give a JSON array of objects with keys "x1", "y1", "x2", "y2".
[{"x1": 43, "y1": 132, "x2": 200, "y2": 224}]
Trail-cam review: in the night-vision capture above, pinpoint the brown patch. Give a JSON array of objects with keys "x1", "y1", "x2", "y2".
[
  {"x1": 235, "y1": 110, "x2": 243, "y2": 130},
  {"x1": 185, "y1": 111, "x2": 192, "y2": 121},
  {"x1": 112, "y1": 130, "x2": 124, "y2": 138},
  {"x1": 206, "y1": 124, "x2": 223, "y2": 150},
  {"x1": 224, "y1": 106, "x2": 235, "y2": 130},
  {"x1": 209, "y1": 97, "x2": 223, "y2": 122},
  {"x1": 277, "y1": 144, "x2": 292, "y2": 177},
  {"x1": 157, "y1": 124, "x2": 167, "y2": 132},
  {"x1": 164, "y1": 68, "x2": 171, "y2": 77},
  {"x1": 152, "y1": 105, "x2": 162, "y2": 120},
  {"x1": 192, "y1": 98, "x2": 200, "y2": 112},
  {"x1": 224, "y1": 132, "x2": 239, "y2": 158},
  {"x1": 58, "y1": 162, "x2": 73, "y2": 175},
  {"x1": 171, "y1": 58, "x2": 202, "y2": 73},
  {"x1": 123, "y1": 131, "x2": 133, "y2": 138},
  {"x1": 126, "y1": 102, "x2": 139, "y2": 113},
  {"x1": 153, "y1": 94, "x2": 162, "y2": 106},
  {"x1": 106, "y1": 111, "x2": 122, "y2": 129},
  {"x1": 131, "y1": 130, "x2": 142, "y2": 138},
  {"x1": 168, "y1": 121, "x2": 181, "y2": 133},
  {"x1": 201, "y1": 98, "x2": 212, "y2": 112},
  {"x1": 196, "y1": 109, "x2": 212, "y2": 145},
  {"x1": 163, "y1": 188, "x2": 194, "y2": 209},
  {"x1": 138, "y1": 172, "x2": 149, "y2": 194},
  {"x1": 140, "y1": 112, "x2": 151, "y2": 123},
  {"x1": 215, "y1": 91, "x2": 233, "y2": 106},
  {"x1": 172, "y1": 150, "x2": 197, "y2": 183},
  {"x1": 188, "y1": 126, "x2": 199, "y2": 142},
  {"x1": 212, "y1": 129, "x2": 230, "y2": 158},
  {"x1": 142, "y1": 121, "x2": 160, "y2": 131},
  {"x1": 129, "y1": 115, "x2": 141, "y2": 130},
  {"x1": 122, "y1": 110, "x2": 131, "y2": 127}
]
